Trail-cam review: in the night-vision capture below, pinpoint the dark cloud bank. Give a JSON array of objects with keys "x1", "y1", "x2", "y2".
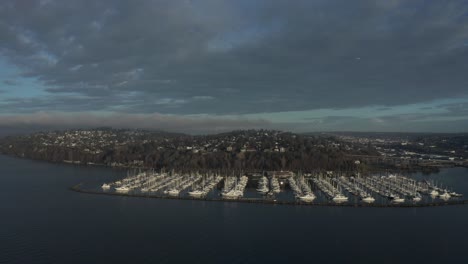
[{"x1": 1, "y1": 0, "x2": 468, "y2": 133}]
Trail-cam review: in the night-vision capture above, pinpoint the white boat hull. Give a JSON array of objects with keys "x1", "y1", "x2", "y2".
[
  {"x1": 188, "y1": 191, "x2": 205, "y2": 197},
  {"x1": 299, "y1": 196, "x2": 315, "y2": 202},
  {"x1": 168, "y1": 190, "x2": 180, "y2": 196},
  {"x1": 362, "y1": 197, "x2": 375, "y2": 203}
]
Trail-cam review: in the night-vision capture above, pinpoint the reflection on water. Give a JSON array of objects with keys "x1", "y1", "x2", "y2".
[{"x1": 1, "y1": 154, "x2": 467, "y2": 263}]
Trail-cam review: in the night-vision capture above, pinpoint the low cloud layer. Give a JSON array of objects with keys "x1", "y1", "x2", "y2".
[
  {"x1": 0, "y1": 108, "x2": 467, "y2": 136},
  {"x1": 0, "y1": 112, "x2": 272, "y2": 134}
]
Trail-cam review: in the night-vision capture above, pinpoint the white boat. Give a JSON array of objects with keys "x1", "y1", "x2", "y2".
[
  {"x1": 332, "y1": 194, "x2": 348, "y2": 202},
  {"x1": 188, "y1": 190, "x2": 205, "y2": 197},
  {"x1": 115, "y1": 186, "x2": 130, "y2": 192},
  {"x1": 168, "y1": 189, "x2": 180, "y2": 196},
  {"x1": 222, "y1": 190, "x2": 241, "y2": 200},
  {"x1": 362, "y1": 196, "x2": 375, "y2": 203},
  {"x1": 439, "y1": 192, "x2": 451, "y2": 200},
  {"x1": 393, "y1": 197, "x2": 405, "y2": 203},
  {"x1": 299, "y1": 194, "x2": 315, "y2": 202},
  {"x1": 412, "y1": 193, "x2": 422, "y2": 202},
  {"x1": 101, "y1": 183, "x2": 111, "y2": 189},
  {"x1": 450, "y1": 191, "x2": 462, "y2": 197},
  {"x1": 429, "y1": 190, "x2": 439, "y2": 196}
]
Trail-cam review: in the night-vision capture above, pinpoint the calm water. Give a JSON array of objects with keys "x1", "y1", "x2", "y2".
[{"x1": 1, "y1": 154, "x2": 468, "y2": 264}]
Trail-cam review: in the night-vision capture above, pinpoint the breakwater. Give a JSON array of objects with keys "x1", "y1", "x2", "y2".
[{"x1": 70, "y1": 183, "x2": 468, "y2": 208}]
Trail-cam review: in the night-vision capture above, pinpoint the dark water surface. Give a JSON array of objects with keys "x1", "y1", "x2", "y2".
[{"x1": 1, "y1": 154, "x2": 468, "y2": 264}]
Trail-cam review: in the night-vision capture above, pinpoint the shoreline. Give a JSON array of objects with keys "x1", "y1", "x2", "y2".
[
  {"x1": 2, "y1": 154, "x2": 466, "y2": 208},
  {"x1": 1, "y1": 153, "x2": 461, "y2": 175},
  {"x1": 70, "y1": 183, "x2": 468, "y2": 208}
]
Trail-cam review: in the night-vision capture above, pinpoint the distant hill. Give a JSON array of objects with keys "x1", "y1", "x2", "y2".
[
  {"x1": 0, "y1": 128, "x2": 377, "y2": 172},
  {"x1": 309, "y1": 131, "x2": 468, "y2": 139}
]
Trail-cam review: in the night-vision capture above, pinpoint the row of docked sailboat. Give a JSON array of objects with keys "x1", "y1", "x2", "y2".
[
  {"x1": 269, "y1": 176, "x2": 281, "y2": 195},
  {"x1": 353, "y1": 176, "x2": 407, "y2": 203},
  {"x1": 351, "y1": 174, "x2": 464, "y2": 203},
  {"x1": 188, "y1": 174, "x2": 223, "y2": 198},
  {"x1": 101, "y1": 170, "x2": 463, "y2": 204},
  {"x1": 378, "y1": 175, "x2": 421, "y2": 202},
  {"x1": 142, "y1": 172, "x2": 181, "y2": 193},
  {"x1": 371, "y1": 176, "x2": 421, "y2": 202},
  {"x1": 422, "y1": 180, "x2": 462, "y2": 199},
  {"x1": 101, "y1": 170, "x2": 206, "y2": 195},
  {"x1": 102, "y1": 170, "x2": 158, "y2": 193},
  {"x1": 140, "y1": 172, "x2": 170, "y2": 192},
  {"x1": 256, "y1": 176, "x2": 269, "y2": 194},
  {"x1": 165, "y1": 174, "x2": 202, "y2": 196},
  {"x1": 288, "y1": 175, "x2": 316, "y2": 202},
  {"x1": 221, "y1": 175, "x2": 249, "y2": 199},
  {"x1": 335, "y1": 176, "x2": 375, "y2": 203},
  {"x1": 311, "y1": 175, "x2": 348, "y2": 202}
]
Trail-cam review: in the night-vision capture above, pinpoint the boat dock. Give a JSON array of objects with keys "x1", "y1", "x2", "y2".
[
  {"x1": 71, "y1": 183, "x2": 468, "y2": 208},
  {"x1": 93, "y1": 171, "x2": 467, "y2": 208}
]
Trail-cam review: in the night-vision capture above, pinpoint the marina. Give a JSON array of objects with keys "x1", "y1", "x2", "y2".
[
  {"x1": 2, "y1": 1, "x2": 468, "y2": 262},
  {"x1": 95, "y1": 170, "x2": 466, "y2": 207},
  {"x1": 2, "y1": 154, "x2": 468, "y2": 264}
]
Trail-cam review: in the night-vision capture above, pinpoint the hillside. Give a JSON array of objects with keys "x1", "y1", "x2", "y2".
[{"x1": 0, "y1": 129, "x2": 378, "y2": 172}]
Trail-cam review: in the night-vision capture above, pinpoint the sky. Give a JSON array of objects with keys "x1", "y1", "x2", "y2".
[{"x1": 1, "y1": 0, "x2": 468, "y2": 134}]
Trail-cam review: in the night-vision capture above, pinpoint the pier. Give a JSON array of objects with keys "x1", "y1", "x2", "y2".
[{"x1": 92, "y1": 170, "x2": 467, "y2": 208}]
